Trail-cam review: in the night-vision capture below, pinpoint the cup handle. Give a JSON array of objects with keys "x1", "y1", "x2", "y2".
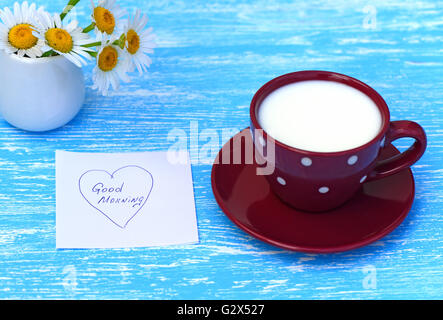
[{"x1": 368, "y1": 120, "x2": 427, "y2": 181}]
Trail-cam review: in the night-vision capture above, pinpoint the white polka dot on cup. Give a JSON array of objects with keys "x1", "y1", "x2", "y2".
[
  {"x1": 277, "y1": 177, "x2": 286, "y2": 186},
  {"x1": 318, "y1": 187, "x2": 329, "y2": 194},
  {"x1": 301, "y1": 157, "x2": 312, "y2": 167},
  {"x1": 360, "y1": 175, "x2": 367, "y2": 183},
  {"x1": 347, "y1": 155, "x2": 358, "y2": 166}
]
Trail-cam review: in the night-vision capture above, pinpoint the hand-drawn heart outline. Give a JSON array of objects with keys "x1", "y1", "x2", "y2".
[{"x1": 78, "y1": 165, "x2": 154, "y2": 229}]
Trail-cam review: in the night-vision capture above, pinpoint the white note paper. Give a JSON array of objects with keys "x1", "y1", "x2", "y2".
[{"x1": 56, "y1": 151, "x2": 199, "y2": 249}]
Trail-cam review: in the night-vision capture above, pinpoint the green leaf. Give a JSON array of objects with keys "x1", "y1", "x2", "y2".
[
  {"x1": 41, "y1": 50, "x2": 56, "y2": 57},
  {"x1": 60, "y1": 0, "x2": 81, "y2": 21}
]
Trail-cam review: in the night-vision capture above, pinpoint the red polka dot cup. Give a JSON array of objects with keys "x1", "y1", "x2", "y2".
[{"x1": 250, "y1": 71, "x2": 427, "y2": 212}]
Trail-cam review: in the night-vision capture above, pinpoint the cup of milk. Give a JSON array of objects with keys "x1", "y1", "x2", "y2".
[{"x1": 250, "y1": 70, "x2": 427, "y2": 212}]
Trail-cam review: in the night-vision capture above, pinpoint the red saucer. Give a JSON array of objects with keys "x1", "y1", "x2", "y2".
[{"x1": 211, "y1": 128, "x2": 415, "y2": 253}]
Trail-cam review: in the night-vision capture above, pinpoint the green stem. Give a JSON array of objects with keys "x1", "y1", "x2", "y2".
[
  {"x1": 83, "y1": 22, "x2": 96, "y2": 33},
  {"x1": 116, "y1": 33, "x2": 126, "y2": 49},
  {"x1": 60, "y1": 0, "x2": 80, "y2": 21},
  {"x1": 82, "y1": 35, "x2": 126, "y2": 49},
  {"x1": 82, "y1": 41, "x2": 102, "y2": 48},
  {"x1": 41, "y1": 50, "x2": 57, "y2": 57}
]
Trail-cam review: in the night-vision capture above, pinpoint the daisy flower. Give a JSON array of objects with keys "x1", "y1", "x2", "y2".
[
  {"x1": 0, "y1": 1, "x2": 45, "y2": 58},
  {"x1": 124, "y1": 9, "x2": 156, "y2": 74},
  {"x1": 92, "y1": 32, "x2": 130, "y2": 96},
  {"x1": 35, "y1": 9, "x2": 94, "y2": 67},
  {"x1": 90, "y1": 0, "x2": 126, "y2": 35}
]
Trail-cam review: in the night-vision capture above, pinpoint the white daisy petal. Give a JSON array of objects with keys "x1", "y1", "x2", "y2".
[
  {"x1": 22, "y1": 2, "x2": 29, "y2": 20},
  {"x1": 138, "y1": 15, "x2": 149, "y2": 31},
  {"x1": 37, "y1": 7, "x2": 50, "y2": 29},
  {"x1": 92, "y1": 36, "x2": 130, "y2": 95},
  {"x1": 108, "y1": 0, "x2": 116, "y2": 8},
  {"x1": 3, "y1": 8, "x2": 15, "y2": 27},
  {"x1": 132, "y1": 9, "x2": 140, "y2": 27},
  {"x1": 73, "y1": 51, "x2": 88, "y2": 65},
  {"x1": 0, "y1": 3, "x2": 47, "y2": 58},
  {"x1": 66, "y1": 20, "x2": 78, "y2": 32},
  {"x1": 30, "y1": 11, "x2": 93, "y2": 64},
  {"x1": 109, "y1": 71, "x2": 119, "y2": 91},
  {"x1": 13, "y1": 2, "x2": 22, "y2": 22},
  {"x1": 54, "y1": 13, "x2": 62, "y2": 28},
  {"x1": 123, "y1": 10, "x2": 155, "y2": 75},
  {"x1": 73, "y1": 46, "x2": 93, "y2": 59},
  {"x1": 91, "y1": 0, "x2": 126, "y2": 35},
  {"x1": 28, "y1": 46, "x2": 41, "y2": 58},
  {"x1": 66, "y1": 52, "x2": 84, "y2": 67},
  {"x1": 28, "y1": 3, "x2": 36, "y2": 20}
]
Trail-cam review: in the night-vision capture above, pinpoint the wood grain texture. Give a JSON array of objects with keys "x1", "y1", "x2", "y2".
[{"x1": 0, "y1": 0, "x2": 442, "y2": 299}]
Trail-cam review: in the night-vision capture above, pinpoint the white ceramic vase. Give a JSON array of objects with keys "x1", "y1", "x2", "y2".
[{"x1": 0, "y1": 50, "x2": 85, "y2": 132}]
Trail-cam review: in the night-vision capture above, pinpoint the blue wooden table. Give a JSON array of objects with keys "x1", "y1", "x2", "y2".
[{"x1": 0, "y1": 0, "x2": 442, "y2": 299}]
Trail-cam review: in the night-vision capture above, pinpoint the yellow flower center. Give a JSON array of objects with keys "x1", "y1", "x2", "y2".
[
  {"x1": 45, "y1": 28, "x2": 73, "y2": 53},
  {"x1": 94, "y1": 7, "x2": 115, "y2": 34},
  {"x1": 126, "y1": 29, "x2": 140, "y2": 55},
  {"x1": 98, "y1": 46, "x2": 118, "y2": 72},
  {"x1": 8, "y1": 24, "x2": 38, "y2": 50}
]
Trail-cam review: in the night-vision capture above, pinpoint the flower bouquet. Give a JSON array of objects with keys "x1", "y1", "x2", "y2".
[{"x1": 0, "y1": 0, "x2": 155, "y2": 131}]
